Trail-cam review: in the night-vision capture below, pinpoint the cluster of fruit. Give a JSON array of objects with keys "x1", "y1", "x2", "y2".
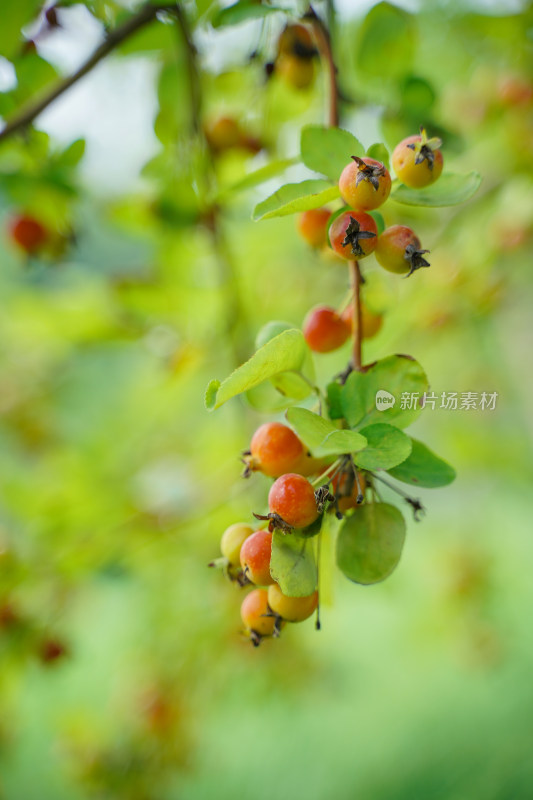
[
  {"x1": 213, "y1": 421, "x2": 328, "y2": 645},
  {"x1": 299, "y1": 127, "x2": 443, "y2": 354},
  {"x1": 211, "y1": 128, "x2": 445, "y2": 646}
]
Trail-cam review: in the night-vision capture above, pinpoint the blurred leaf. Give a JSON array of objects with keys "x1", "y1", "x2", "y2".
[
  {"x1": 0, "y1": 0, "x2": 41, "y2": 60},
  {"x1": 387, "y1": 438, "x2": 456, "y2": 487},
  {"x1": 270, "y1": 531, "x2": 317, "y2": 596},
  {"x1": 341, "y1": 355, "x2": 429, "y2": 429},
  {"x1": 356, "y1": 2, "x2": 415, "y2": 80},
  {"x1": 55, "y1": 139, "x2": 86, "y2": 168},
  {"x1": 211, "y1": 1, "x2": 284, "y2": 28},
  {"x1": 399, "y1": 74, "x2": 436, "y2": 117},
  {"x1": 219, "y1": 157, "x2": 299, "y2": 198},
  {"x1": 336, "y1": 502, "x2": 406, "y2": 584},
  {"x1": 392, "y1": 172, "x2": 482, "y2": 206},
  {"x1": 366, "y1": 142, "x2": 390, "y2": 171},
  {"x1": 205, "y1": 329, "x2": 307, "y2": 410},
  {"x1": 253, "y1": 180, "x2": 340, "y2": 221},
  {"x1": 286, "y1": 407, "x2": 367, "y2": 456},
  {"x1": 300, "y1": 125, "x2": 364, "y2": 181},
  {"x1": 354, "y1": 423, "x2": 412, "y2": 470}
]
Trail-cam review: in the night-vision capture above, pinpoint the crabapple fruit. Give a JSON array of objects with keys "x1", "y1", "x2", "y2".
[
  {"x1": 276, "y1": 54, "x2": 314, "y2": 90},
  {"x1": 240, "y1": 589, "x2": 277, "y2": 641},
  {"x1": 240, "y1": 529, "x2": 274, "y2": 586},
  {"x1": 297, "y1": 208, "x2": 332, "y2": 248},
  {"x1": 246, "y1": 422, "x2": 305, "y2": 478},
  {"x1": 267, "y1": 583, "x2": 318, "y2": 622},
  {"x1": 9, "y1": 214, "x2": 47, "y2": 254},
  {"x1": 220, "y1": 523, "x2": 253, "y2": 567},
  {"x1": 328, "y1": 210, "x2": 378, "y2": 260},
  {"x1": 339, "y1": 156, "x2": 391, "y2": 211},
  {"x1": 392, "y1": 128, "x2": 443, "y2": 188},
  {"x1": 303, "y1": 305, "x2": 350, "y2": 353},
  {"x1": 375, "y1": 224, "x2": 430, "y2": 277},
  {"x1": 268, "y1": 473, "x2": 319, "y2": 529}
]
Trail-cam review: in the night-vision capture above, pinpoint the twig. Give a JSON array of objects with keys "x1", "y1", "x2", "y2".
[
  {"x1": 0, "y1": 2, "x2": 179, "y2": 144},
  {"x1": 350, "y1": 260, "x2": 363, "y2": 371},
  {"x1": 308, "y1": 5, "x2": 339, "y2": 127}
]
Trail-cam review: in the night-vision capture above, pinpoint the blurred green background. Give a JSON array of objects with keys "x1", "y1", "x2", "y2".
[{"x1": 0, "y1": 1, "x2": 532, "y2": 798}]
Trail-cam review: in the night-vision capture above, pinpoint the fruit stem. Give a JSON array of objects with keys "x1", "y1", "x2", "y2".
[
  {"x1": 369, "y1": 472, "x2": 426, "y2": 520},
  {"x1": 350, "y1": 260, "x2": 363, "y2": 371},
  {"x1": 310, "y1": 458, "x2": 343, "y2": 488}
]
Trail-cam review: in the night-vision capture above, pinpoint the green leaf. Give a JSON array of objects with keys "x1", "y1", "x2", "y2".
[
  {"x1": 387, "y1": 438, "x2": 456, "y2": 487},
  {"x1": 205, "y1": 329, "x2": 307, "y2": 410},
  {"x1": 254, "y1": 320, "x2": 315, "y2": 401},
  {"x1": 399, "y1": 75, "x2": 436, "y2": 118},
  {"x1": 336, "y1": 503, "x2": 406, "y2": 585},
  {"x1": 286, "y1": 407, "x2": 367, "y2": 457},
  {"x1": 0, "y1": 0, "x2": 41, "y2": 60},
  {"x1": 392, "y1": 172, "x2": 482, "y2": 207},
  {"x1": 366, "y1": 143, "x2": 390, "y2": 171},
  {"x1": 253, "y1": 180, "x2": 340, "y2": 221},
  {"x1": 326, "y1": 382, "x2": 344, "y2": 420},
  {"x1": 270, "y1": 532, "x2": 317, "y2": 597},
  {"x1": 356, "y1": 2, "x2": 415, "y2": 80},
  {"x1": 56, "y1": 139, "x2": 86, "y2": 168},
  {"x1": 219, "y1": 157, "x2": 299, "y2": 198},
  {"x1": 286, "y1": 407, "x2": 338, "y2": 452},
  {"x1": 300, "y1": 125, "x2": 364, "y2": 181},
  {"x1": 341, "y1": 355, "x2": 429, "y2": 430},
  {"x1": 317, "y1": 430, "x2": 368, "y2": 458},
  {"x1": 211, "y1": 1, "x2": 283, "y2": 28},
  {"x1": 354, "y1": 423, "x2": 412, "y2": 470}
]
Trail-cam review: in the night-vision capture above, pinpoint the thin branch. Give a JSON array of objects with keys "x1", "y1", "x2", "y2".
[
  {"x1": 0, "y1": 2, "x2": 179, "y2": 144},
  {"x1": 173, "y1": 3, "x2": 201, "y2": 134},
  {"x1": 308, "y1": 5, "x2": 339, "y2": 127},
  {"x1": 350, "y1": 260, "x2": 363, "y2": 371}
]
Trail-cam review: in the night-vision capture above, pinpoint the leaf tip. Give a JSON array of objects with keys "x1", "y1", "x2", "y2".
[{"x1": 205, "y1": 379, "x2": 221, "y2": 410}]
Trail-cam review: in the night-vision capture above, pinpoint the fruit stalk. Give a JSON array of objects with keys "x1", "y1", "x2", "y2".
[
  {"x1": 350, "y1": 260, "x2": 363, "y2": 371},
  {"x1": 310, "y1": 4, "x2": 363, "y2": 373}
]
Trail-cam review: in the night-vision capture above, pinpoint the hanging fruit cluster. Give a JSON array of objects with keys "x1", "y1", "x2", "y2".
[{"x1": 208, "y1": 123, "x2": 461, "y2": 647}]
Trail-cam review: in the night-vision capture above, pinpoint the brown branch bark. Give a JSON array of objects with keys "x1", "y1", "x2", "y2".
[{"x1": 0, "y1": 2, "x2": 179, "y2": 144}]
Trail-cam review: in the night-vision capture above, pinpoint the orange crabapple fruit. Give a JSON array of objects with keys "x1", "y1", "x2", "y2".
[
  {"x1": 303, "y1": 305, "x2": 350, "y2": 353},
  {"x1": 220, "y1": 523, "x2": 254, "y2": 567},
  {"x1": 339, "y1": 156, "x2": 391, "y2": 211},
  {"x1": 267, "y1": 583, "x2": 318, "y2": 623},
  {"x1": 297, "y1": 208, "x2": 332, "y2": 248},
  {"x1": 240, "y1": 588, "x2": 278, "y2": 644},
  {"x1": 375, "y1": 224, "x2": 430, "y2": 277},
  {"x1": 244, "y1": 421, "x2": 305, "y2": 479},
  {"x1": 392, "y1": 127, "x2": 443, "y2": 189},
  {"x1": 268, "y1": 473, "x2": 319, "y2": 529},
  {"x1": 240, "y1": 529, "x2": 274, "y2": 586},
  {"x1": 328, "y1": 210, "x2": 378, "y2": 260}
]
